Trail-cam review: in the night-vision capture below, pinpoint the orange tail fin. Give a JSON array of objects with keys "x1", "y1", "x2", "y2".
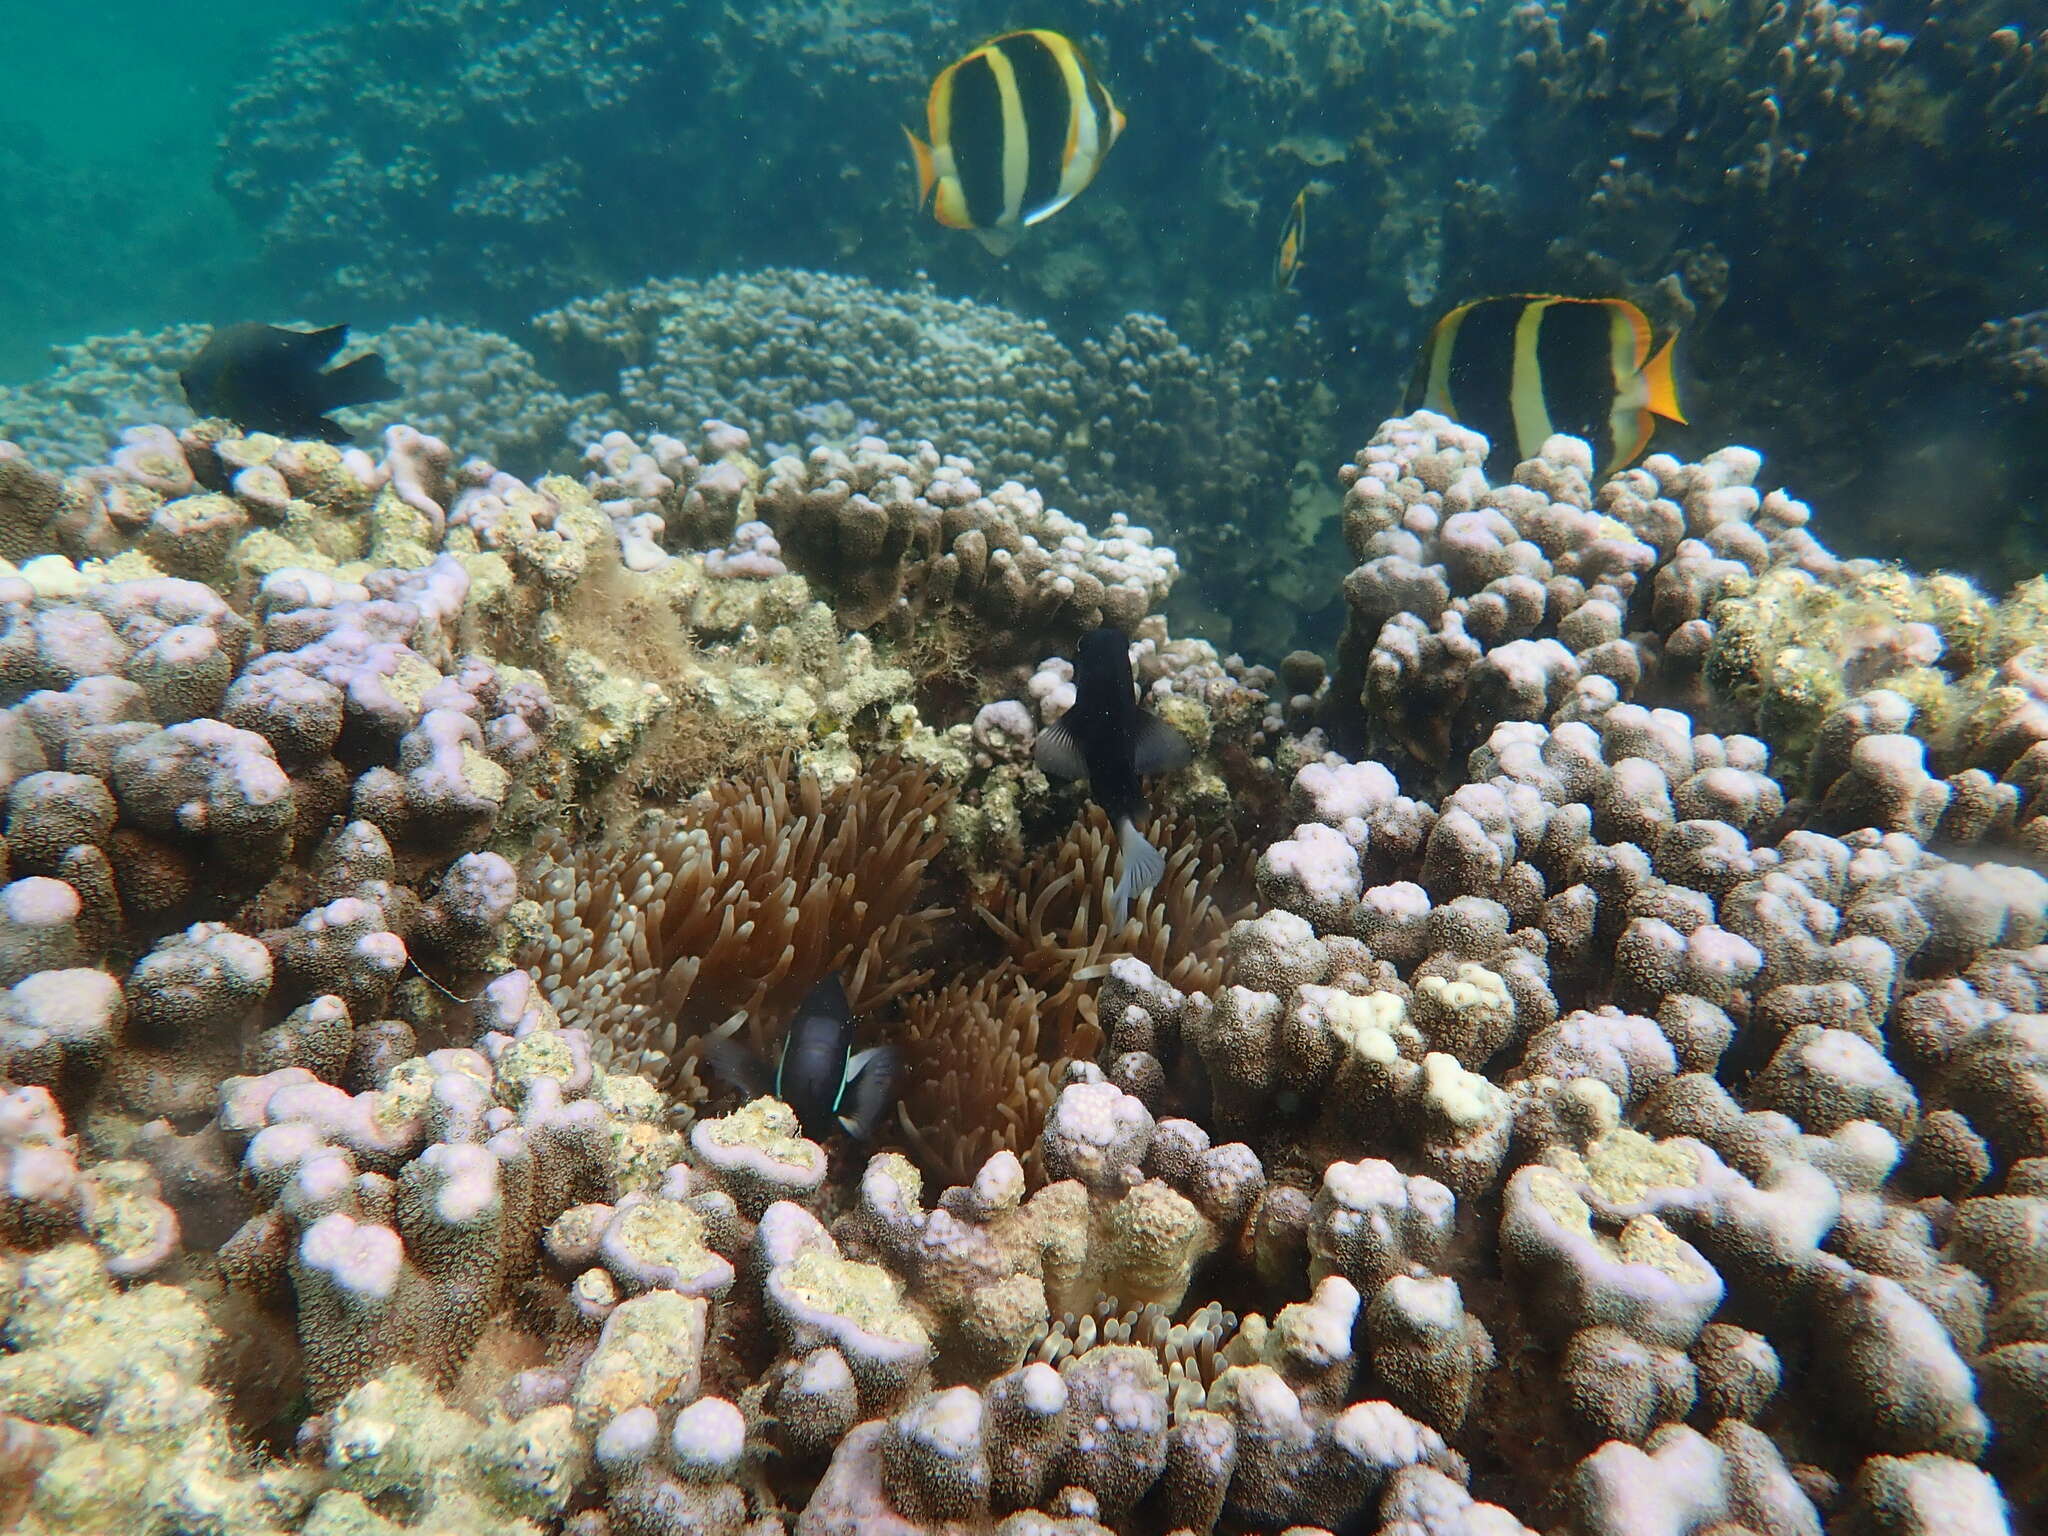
[
  {"x1": 903, "y1": 126, "x2": 937, "y2": 209},
  {"x1": 1643, "y1": 333, "x2": 1687, "y2": 424}
]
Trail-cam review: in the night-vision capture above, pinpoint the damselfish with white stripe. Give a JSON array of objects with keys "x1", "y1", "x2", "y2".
[
  {"x1": 1405, "y1": 295, "x2": 1687, "y2": 478},
  {"x1": 702, "y1": 973, "x2": 900, "y2": 1143},
  {"x1": 905, "y1": 29, "x2": 1126, "y2": 257}
]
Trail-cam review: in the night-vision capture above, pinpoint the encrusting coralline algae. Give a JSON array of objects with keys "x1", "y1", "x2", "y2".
[{"x1": 0, "y1": 402, "x2": 2043, "y2": 1534}]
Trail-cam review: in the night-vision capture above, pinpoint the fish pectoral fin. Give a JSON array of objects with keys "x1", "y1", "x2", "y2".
[
  {"x1": 320, "y1": 352, "x2": 397, "y2": 409},
  {"x1": 1132, "y1": 712, "x2": 1193, "y2": 775},
  {"x1": 702, "y1": 1034, "x2": 775, "y2": 1099},
  {"x1": 841, "y1": 1045, "x2": 887, "y2": 1085},
  {"x1": 1643, "y1": 332, "x2": 1687, "y2": 424},
  {"x1": 1034, "y1": 719, "x2": 1089, "y2": 781},
  {"x1": 835, "y1": 1045, "x2": 902, "y2": 1140}
]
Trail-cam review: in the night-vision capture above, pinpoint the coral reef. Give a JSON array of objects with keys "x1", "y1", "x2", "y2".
[
  {"x1": 544, "y1": 270, "x2": 1329, "y2": 654},
  {"x1": 5, "y1": 280, "x2": 1335, "y2": 655},
  {"x1": 583, "y1": 420, "x2": 1177, "y2": 657},
  {"x1": 1438, "y1": 0, "x2": 2048, "y2": 584},
  {"x1": 5, "y1": 398, "x2": 2047, "y2": 1535},
  {"x1": 1329, "y1": 411, "x2": 2048, "y2": 846},
  {"x1": 536, "y1": 271, "x2": 1088, "y2": 496}
]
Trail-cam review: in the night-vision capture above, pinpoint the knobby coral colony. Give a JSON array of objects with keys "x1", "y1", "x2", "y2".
[{"x1": 1, "y1": 399, "x2": 2046, "y2": 1536}]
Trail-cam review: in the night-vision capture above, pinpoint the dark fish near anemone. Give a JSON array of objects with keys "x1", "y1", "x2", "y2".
[
  {"x1": 1404, "y1": 294, "x2": 1687, "y2": 478},
  {"x1": 1036, "y1": 625, "x2": 1194, "y2": 927},
  {"x1": 703, "y1": 973, "x2": 900, "y2": 1143},
  {"x1": 180, "y1": 322, "x2": 398, "y2": 444},
  {"x1": 905, "y1": 29, "x2": 1126, "y2": 258},
  {"x1": 1274, "y1": 187, "x2": 1309, "y2": 293}
]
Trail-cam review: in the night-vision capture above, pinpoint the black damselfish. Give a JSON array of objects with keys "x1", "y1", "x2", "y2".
[
  {"x1": 180, "y1": 322, "x2": 398, "y2": 444},
  {"x1": 704, "y1": 973, "x2": 899, "y2": 1143},
  {"x1": 1035, "y1": 625, "x2": 1193, "y2": 926}
]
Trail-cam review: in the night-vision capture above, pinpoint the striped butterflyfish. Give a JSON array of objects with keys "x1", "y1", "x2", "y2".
[
  {"x1": 1405, "y1": 295, "x2": 1687, "y2": 478},
  {"x1": 904, "y1": 29, "x2": 1126, "y2": 257},
  {"x1": 1274, "y1": 187, "x2": 1308, "y2": 292}
]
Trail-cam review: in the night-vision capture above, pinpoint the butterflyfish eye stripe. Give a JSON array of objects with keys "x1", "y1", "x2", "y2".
[
  {"x1": 1435, "y1": 299, "x2": 1522, "y2": 469},
  {"x1": 1417, "y1": 302, "x2": 1473, "y2": 418}
]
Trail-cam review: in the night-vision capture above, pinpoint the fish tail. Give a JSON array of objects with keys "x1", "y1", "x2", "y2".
[
  {"x1": 903, "y1": 125, "x2": 937, "y2": 209},
  {"x1": 1112, "y1": 814, "x2": 1165, "y2": 928},
  {"x1": 1643, "y1": 332, "x2": 1687, "y2": 424},
  {"x1": 321, "y1": 352, "x2": 398, "y2": 409}
]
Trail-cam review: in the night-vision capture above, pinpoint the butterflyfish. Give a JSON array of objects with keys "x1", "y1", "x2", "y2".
[
  {"x1": 1274, "y1": 187, "x2": 1308, "y2": 292},
  {"x1": 905, "y1": 29, "x2": 1126, "y2": 257},
  {"x1": 1405, "y1": 295, "x2": 1687, "y2": 478},
  {"x1": 1035, "y1": 626, "x2": 1193, "y2": 927},
  {"x1": 181, "y1": 322, "x2": 397, "y2": 445}
]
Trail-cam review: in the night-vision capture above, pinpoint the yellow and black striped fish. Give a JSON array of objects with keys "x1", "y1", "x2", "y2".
[
  {"x1": 1274, "y1": 187, "x2": 1308, "y2": 292},
  {"x1": 1405, "y1": 295, "x2": 1687, "y2": 477},
  {"x1": 905, "y1": 29, "x2": 1126, "y2": 257}
]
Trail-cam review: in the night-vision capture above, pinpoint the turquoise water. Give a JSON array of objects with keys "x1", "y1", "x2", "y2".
[
  {"x1": 5, "y1": 0, "x2": 2047, "y2": 638},
  {"x1": 0, "y1": 0, "x2": 335, "y2": 378}
]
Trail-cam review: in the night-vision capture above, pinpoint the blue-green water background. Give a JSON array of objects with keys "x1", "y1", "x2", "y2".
[
  {"x1": 1, "y1": 0, "x2": 332, "y2": 375},
  {"x1": 6, "y1": 0, "x2": 2046, "y2": 656}
]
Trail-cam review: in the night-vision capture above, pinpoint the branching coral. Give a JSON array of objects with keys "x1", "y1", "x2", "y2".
[{"x1": 523, "y1": 756, "x2": 953, "y2": 1101}]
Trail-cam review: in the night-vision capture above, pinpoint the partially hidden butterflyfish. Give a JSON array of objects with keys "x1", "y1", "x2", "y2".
[
  {"x1": 180, "y1": 322, "x2": 397, "y2": 445},
  {"x1": 904, "y1": 29, "x2": 1126, "y2": 257},
  {"x1": 1404, "y1": 295, "x2": 1687, "y2": 478},
  {"x1": 1035, "y1": 625, "x2": 1193, "y2": 928},
  {"x1": 1274, "y1": 187, "x2": 1308, "y2": 292}
]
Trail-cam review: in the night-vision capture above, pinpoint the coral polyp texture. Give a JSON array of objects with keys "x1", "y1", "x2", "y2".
[{"x1": 2, "y1": 398, "x2": 2046, "y2": 1536}]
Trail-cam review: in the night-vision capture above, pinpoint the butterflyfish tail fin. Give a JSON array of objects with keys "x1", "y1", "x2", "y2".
[
  {"x1": 1643, "y1": 332, "x2": 1687, "y2": 425},
  {"x1": 903, "y1": 126, "x2": 937, "y2": 209},
  {"x1": 1112, "y1": 815, "x2": 1165, "y2": 929}
]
